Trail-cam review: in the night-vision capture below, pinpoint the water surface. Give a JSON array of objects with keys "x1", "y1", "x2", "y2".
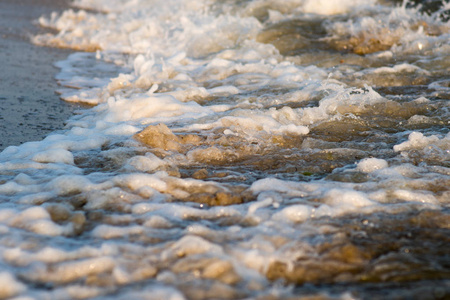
[{"x1": 0, "y1": 0, "x2": 449, "y2": 299}]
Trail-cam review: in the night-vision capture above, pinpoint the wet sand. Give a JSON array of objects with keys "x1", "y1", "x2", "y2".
[{"x1": 0, "y1": 0, "x2": 79, "y2": 151}]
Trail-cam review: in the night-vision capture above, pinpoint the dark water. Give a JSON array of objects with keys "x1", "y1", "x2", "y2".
[{"x1": 0, "y1": 0, "x2": 449, "y2": 299}]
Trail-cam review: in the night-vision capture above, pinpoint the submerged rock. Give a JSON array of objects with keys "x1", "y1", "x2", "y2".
[{"x1": 134, "y1": 123, "x2": 183, "y2": 152}]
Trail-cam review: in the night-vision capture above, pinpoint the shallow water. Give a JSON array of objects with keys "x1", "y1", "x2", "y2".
[{"x1": 0, "y1": 0, "x2": 449, "y2": 299}]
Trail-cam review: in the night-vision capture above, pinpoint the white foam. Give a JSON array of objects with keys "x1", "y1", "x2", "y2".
[
  {"x1": 356, "y1": 158, "x2": 388, "y2": 173},
  {"x1": 113, "y1": 173, "x2": 168, "y2": 193},
  {"x1": 300, "y1": 0, "x2": 376, "y2": 15},
  {"x1": 0, "y1": 272, "x2": 26, "y2": 298},
  {"x1": 392, "y1": 189, "x2": 438, "y2": 204},
  {"x1": 3, "y1": 244, "x2": 118, "y2": 273},
  {"x1": 46, "y1": 175, "x2": 101, "y2": 196},
  {"x1": 114, "y1": 286, "x2": 186, "y2": 300},
  {"x1": 394, "y1": 131, "x2": 448, "y2": 152},
  {"x1": 161, "y1": 235, "x2": 223, "y2": 260},
  {"x1": 272, "y1": 205, "x2": 312, "y2": 223},
  {"x1": 126, "y1": 153, "x2": 170, "y2": 173},
  {"x1": 61, "y1": 285, "x2": 105, "y2": 299},
  {"x1": 0, "y1": 0, "x2": 448, "y2": 297},
  {"x1": 92, "y1": 224, "x2": 144, "y2": 239},
  {"x1": 143, "y1": 215, "x2": 173, "y2": 228},
  {"x1": 6, "y1": 207, "x2": 73, "y2": 236},
  {"x1": 26, "y1": 257, "x2": 115, "y2": 283},
  {"x1": 102, "y1": 94, "x2": 214, "y2": 123},
  {"x1": 325, "y1": 189, "x2": 374, "y2": 208},
  {"x1": 372, "y1": 63, "x2": 429, "y2": 75},
  {"x1": 32, "y1": 148, "x2": 74, "y2": 165},
  {"x1": 325, "y1": 1, "x2": 450, "y2": 56},
  {"x1": 250, "y1": 178, "x2": 312, "y2": 197}
]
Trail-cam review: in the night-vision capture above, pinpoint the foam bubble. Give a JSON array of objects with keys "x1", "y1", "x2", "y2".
[
  {"x1": 32, "y1": 148, "x2": 74, "y2": 164},
  {"x1": 162, "y1": 235, "x2": 223, "y2": 260},
  {"x1": 0, "y1": 0, "x2": 448, "y2": 297},
  {"x1": 325, "y1": 189, "x2": 375, "y2": 208},
  {"x1": 126, "y1": 153, "x2": 170, "y2": 173},
  {"x1": 392, "y1": 189, "x2": 438, "y2": 205},
  {"x1": 0, "y1": 272, "x2": 26, "y2": 298},
  {"x1": 26, "y1": 257, "x2": 115, "y2": 284},
  {"x1": 356, "y1": 158, "x2": 388, "y2": 173},
  {"x1": 300, "y1": 0, "x2": 376, "y2": 15},
  {"x1": 272, "y1": 205, "x2": 312, "y2": 223},
  {"x1": 92, "y1": 224, "x2": 144, "y2": 239},
  {"x1": 394, "y1": 131, "x2": 444, "y2": 152}
]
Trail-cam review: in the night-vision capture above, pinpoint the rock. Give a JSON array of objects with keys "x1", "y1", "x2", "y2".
[
  {"x1": 134, "y1": 123, "x2": 182, "y2": 151},
  {"x1": 184, "y1": 192, "x2": 245, "y2": 206},
  {"x1": 192, "y1": 169, "x2": 209, "y2": 179}
]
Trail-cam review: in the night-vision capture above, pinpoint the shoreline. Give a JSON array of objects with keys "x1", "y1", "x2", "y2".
[{"x1": 0, "y1": 0, "x2": 80, "y2": 151}]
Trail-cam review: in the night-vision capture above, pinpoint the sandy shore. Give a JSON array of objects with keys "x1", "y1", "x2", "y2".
[{"x1": 0, "y1": 0, "x2": 80, "y2": 151}]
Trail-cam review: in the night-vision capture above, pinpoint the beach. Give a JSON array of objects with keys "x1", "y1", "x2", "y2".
[
  {"x1": 0, "y1": 0, "x2": 78, "y2": 151},
  {"x1": 0, "y1": 0, "x2": 448, "y2": 299}
]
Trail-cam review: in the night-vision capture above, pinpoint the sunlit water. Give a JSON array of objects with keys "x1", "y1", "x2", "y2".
[{"x1": 0, "y1": 0, "x2": 449, "y2": 299}]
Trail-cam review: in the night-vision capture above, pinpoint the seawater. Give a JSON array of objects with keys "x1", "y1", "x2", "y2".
[{"x1": 0, "y1": 0, "x2": 449, "y2": 299}]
